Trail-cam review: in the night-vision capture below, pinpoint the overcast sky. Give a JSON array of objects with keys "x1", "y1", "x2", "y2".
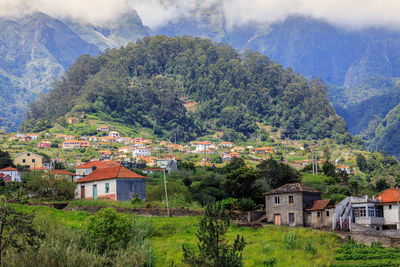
[{"x1": 1, "y1": 0, "x2": 400, "y2": 30}]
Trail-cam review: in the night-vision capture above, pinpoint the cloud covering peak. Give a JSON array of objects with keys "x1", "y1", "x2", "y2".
[{"x1": 1, "y1": 0, "x2": 400, "y2": 30}]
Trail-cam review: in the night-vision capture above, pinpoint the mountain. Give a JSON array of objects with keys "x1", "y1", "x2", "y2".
[
  {"x1": 369, "y1": 103, "x2": 400, "y2": 157},
  {"x1": 0, "y1": 12, "x2": 149, "y2": 132},
  {"x1": 21, "y1": 36, "x2": 347, "y2": 142}
]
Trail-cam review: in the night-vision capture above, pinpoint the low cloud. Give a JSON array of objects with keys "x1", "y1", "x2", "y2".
[{"x1": 1, "y1": 0, "x2": 400, "y2": 30}]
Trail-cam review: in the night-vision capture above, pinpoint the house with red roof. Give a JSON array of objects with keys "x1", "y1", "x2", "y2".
[
  {"x1": 0, "y1": 167, "x2": 21, "y2": 182},
  {"x1": 376, "y1": 188, "x2": 400, "y2": 228},
  {"x1": 75, "y1": 160, "x2": 120, "y2": 176},
  {"x1": 75, "y1": 165, "x2": 147, "y2": 201},
  {"x1": 49, "y1": 169, "x2": 78, "y2": 181},
  {"x1": 305, "y1": 199, "x2": 335, "y2": 228},
  {"x1": 194, "y1": 141, "x2": 213, "y2": 153}
]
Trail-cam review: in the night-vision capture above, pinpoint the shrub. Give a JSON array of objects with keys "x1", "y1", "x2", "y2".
[
  {"x1": 131, "y1": 194, "x2": 142, "y2": 204},
  {"x1": 86, "y1": 208, "x2": 133, "y2": 254},
  {"x1": 237, "y1": 198, "x2": 256, "y2": 212},
  {"x1": 221, "y1": 198, "x2": 238, "y2": 210},
  {"x1": 24, "y1": 174, "x2": 76, "y2": 201},
  {"x1": 263, "y1": 257, "x2": 277, "y2": 266}
]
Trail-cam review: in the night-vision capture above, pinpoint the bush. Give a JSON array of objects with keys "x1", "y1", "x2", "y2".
[
  {"x1": 221, "y1": 198, "x2": 238, "y2": 210},
  {"x1": 237, "y1": 198, "x2": 256, "y2": 212},
  {"x1": 131, "y1": 194, "x2": 142, "y2": 204},
  {"x1": 263, "y1": 257, "x2": 277, "y2": 266},
  {"x1": 86, "y1": 208, "x2": 133, "y2": 254},
  {"x1": 24, "y1": 174, "x2": 76, "y2": 201},
  {"x1": 305, "y1": 239, "x2": 317, "y2": 254}
]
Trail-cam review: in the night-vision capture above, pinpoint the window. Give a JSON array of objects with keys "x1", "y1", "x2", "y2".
[
  {"x1": 376, "y1": 206, "x2": 383, "y2": 217},
  {"x1": 317, "y1": 211, "x2": 321, "y2": 217},
  {"x1": 22, "y1": 159, "x2": 26, "y2": 163},
  {"x1": 105, "y1": 183, "x2": 110, "y2": 193},
  {"x1": 288, "y1": 195, "x2": 294, "y2": 204},
  {"x1": 368, "y1": 207, "x2": 375, "y2": 217},
  {"x1": 326, "y1": 211, "x2": 330, "y2": 217},
  {"x1": 274, "y1": 196, "x2": 280, "y2": 205},
  {"x1": 130, "y1": 183, "x2": 135, "y2": 192},
  {"x1": 389, "y1": 205, "x2": 392, "y2": 209},
  {"x1": 32, "y1": 159, "x2": 35, "y2": 163},
  {"x1": 27, "y1": 153, "x2": 30, "y2": 156},
  {"x1": 360, "y1": 207, "x2": 366, "y2": 217}
]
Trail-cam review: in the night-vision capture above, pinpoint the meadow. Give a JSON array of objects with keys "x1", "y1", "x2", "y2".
[{"x1": 12, "y1": 204, "x2": 340, "y2": 267}]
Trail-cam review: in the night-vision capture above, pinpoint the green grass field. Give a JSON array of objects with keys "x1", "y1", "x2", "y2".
[{"x1": 11, "y1": 204, "x2": 340, "y2": 266}]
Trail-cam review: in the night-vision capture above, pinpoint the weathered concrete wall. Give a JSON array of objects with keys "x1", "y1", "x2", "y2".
[
  {"x1": 265, "y1": 192, "x2": 304, "y2": 226},
  {"x1": 116, "y1": 179, "x2": 146, "y2": 201},
  {"x1": 337, "y1": 232, "x2": 400, "y2": 247}
]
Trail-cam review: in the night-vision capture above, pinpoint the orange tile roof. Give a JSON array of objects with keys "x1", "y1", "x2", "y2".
[
  {"x1": 376, "y1": 188, "x2": 400, "y2": 203},
  {"x1": 49, "y1": 169, "x2": 76, "y2": 176},
  {"x1": 305, "y1": 199, "x2": 334, "y2": 211},
  {"x1": 76, "y1": 160, "x2": 120, "y2": 169},
  {"x1": 0, "y1": 167, "x2": 19, "y2": 171},
  {"x1": 76, "y1": 166, "x2": 146, "y2": 183}
]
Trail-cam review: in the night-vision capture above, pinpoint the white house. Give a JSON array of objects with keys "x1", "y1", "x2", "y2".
[
  {"x1": 109, "y1": 131, "x2": 120, "y2": 138},
  {"x1": 0, "y1": 167, "x2": 21, "y2": 182},
  {"x1": 195, "y1": 141, "x2": 213, "y2": 152},
  {"x1": 132, "y1": 148, "x2": 151, "y2": 158},
  {"x1": 75, "y1": 165, "x2": 147, "y2": 201}
]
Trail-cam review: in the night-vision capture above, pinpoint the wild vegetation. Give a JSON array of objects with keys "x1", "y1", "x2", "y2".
[{"x1": 22, "y1": 36, "x2": 347, "y2": 142}]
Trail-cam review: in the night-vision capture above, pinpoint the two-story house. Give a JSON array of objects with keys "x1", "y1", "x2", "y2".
[{"x1": 265, "y1": 183, "x2": 322, "y2": 227}]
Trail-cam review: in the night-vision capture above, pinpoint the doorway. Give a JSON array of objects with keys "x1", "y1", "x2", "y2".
[
  {"x1": 289, "y1": 213, "x2": 295, "y2": 227},
  {"x1": 93, "y1": 185, "x2": 97, "y2": 200},
  {"x1": 274, "y1": 214, "x2": 281, "y2": 225},
  {"x1": 81, "y1": 186, "x2": 85, "y2": 199}
]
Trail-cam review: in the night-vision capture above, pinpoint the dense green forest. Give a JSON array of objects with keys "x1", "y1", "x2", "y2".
[{"x1": 21, "y1": 36, "x2": 346, "y2": 142}]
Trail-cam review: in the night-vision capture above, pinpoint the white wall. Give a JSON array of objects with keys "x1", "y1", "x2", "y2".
[
  {"x1": 384, "y1": 204, "x2": 400, "y2": 225},
  {"x1": 76, "y1": 179, "x2": 117, "y2": 200},
  {"x1": 0, "y1": 170, "x2": 21, "y2": 182}
]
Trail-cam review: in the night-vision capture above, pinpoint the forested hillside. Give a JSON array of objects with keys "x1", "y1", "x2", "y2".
[{"x1": 21, "y1": 36, "x2": 346, "y2": 142}]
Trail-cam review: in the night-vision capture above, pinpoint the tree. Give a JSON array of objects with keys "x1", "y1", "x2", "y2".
[
  {"x1": 322, "y1": 162, "x2": 336, "y2": 177},
  {"x1": 322, "y1": 146, "x2": 331, "y2": 161},
  {"x1": 257, "y1": 159, "x2": 300, "y2": 189},
  {"x1": 0, "y1": 201, "x2": 44, "y2": 263},
  {"x1": 25, "y1": 174, "x2": 76, "y2": 201},
  {"x1": 210, "y1": 154, "x2": 223, "y2": 164},
  {"x1": 86, "y1": 208, "x2": 133, "y2": 255},
  {"x1": 356, "y1": 154, "x2": 368, "y2": 172},
  {"x1": 183, "y1": 203, "x2": 245, "y2": 267},
  {"x1": 0, "y1": 150, "x2": 13, "y2": 169},
  {"x1": 223, "y1": 167, "x2": 262, "y2": 201}
]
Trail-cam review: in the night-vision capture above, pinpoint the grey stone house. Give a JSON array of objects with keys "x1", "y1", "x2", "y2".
[{"x1": 265, "y1": 183, "x2": 322, "y2": 226}]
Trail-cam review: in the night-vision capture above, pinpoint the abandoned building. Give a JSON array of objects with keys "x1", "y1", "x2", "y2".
[{"x1": 265, "y1": 183, "x2": 322, "y2": 227}]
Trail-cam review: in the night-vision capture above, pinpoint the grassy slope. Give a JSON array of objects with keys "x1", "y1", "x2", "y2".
[{"x1": 12, "y1": 204, "x2": 339, "y2": 266}]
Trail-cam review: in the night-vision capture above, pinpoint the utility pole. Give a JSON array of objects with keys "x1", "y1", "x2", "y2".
[
  {"x1": 312, "y1": 150, "x2": 315, "y2": 175},
  {"x1": 316, "y1": 155, "x2": 318, "y2": 175},
  {"x1": 163, "y1": 169, "x2": 170, "y2": 217}
]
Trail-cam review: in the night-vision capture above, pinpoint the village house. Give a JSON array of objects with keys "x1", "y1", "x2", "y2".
[
  {"x1": 219, "y1": 141, "x2": 233, "y2": 148},
  {"x1": 67, "y1": 117, "x2": 77, "y2": 124},
  {"x1": 49, "y1": 169, "x2": 78, "y2": 182},
  {"x1": 156, "y1": 156, "x2": 178, "y2": 173},
  {"x1": 14, "y1": 151, "x2": 45, "y2": 170},
  {"x1": 75, "y1": 160, "x2": 120, "y2": 176},
  {"x1": 134, "y1": 137, "x2": 152, "y2": 144},
  {"x1": 376, "y1": 188, "x2": 400, "y2": 229},
  {"x1": 75, "y1": 165, "x2": 147, "y2": 201},
  {"x1": 142, "y1": 168, "x2": 164, "y2": 174},
  {"x1": 333, "y1": 196, "x2": 384, "y2": 231},
  {"x1": 38, "y1": 141, "x2": 52, "y2": 148},
  {"x1": 109, "y1": 131, "x2": 120, "y2": 138},
  {"x1": 62, "y1": 140, "x2": 90, "y2": 149},
  {"x1": 132, "y1": 148, "x2": 151, "y2": 158},
  {"x1": 265, "y1": 183, "x2": 322, "y2": 227},
  {"x1": 222, "y1": 152, "x2": 240, "y2": 162},
  {"x1": 89, "y1": 136, "x2": 98, "y2": 141},
  {"x1": 305, "y1": 199, "x2": 335, "y2": 229},
  {"x1": 253, "y1": 147, "x2": 274, "y2": 155},
  {"x1": 96, "y1": 125, "x2": 109, "y2": 132},
  {"x1": 0, "y1": 167, "x2": 21, "y2": 182},
  {"x1": 193, "y1": 141, "x2": 213, "y2": 152}
]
